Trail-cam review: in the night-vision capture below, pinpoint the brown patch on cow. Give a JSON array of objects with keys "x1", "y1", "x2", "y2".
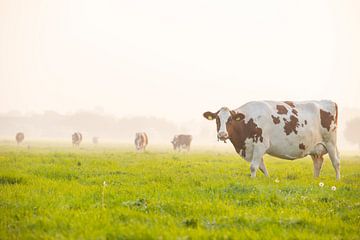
[
  {"x1": 271, "y1": 115, "x2": 280, "y2": 124},
  {"x1": 284, "y1": 101, "x2": 295, "y2": 108},
  {"x1": 304, "y1": 120, "x2": 307, "y2": 125},
  {"x1": 320, "y1": 109, "x2": 334, "y2": 131},
  {"x1": 226, "y1": 118, "x2": 264, "y2": 158},
  {"x1": 291, "y1": 109, "x2": 298, "y2": 116},
  {"x1": 301, "y1": 123, "x2": 304, "y2": 127},
  {"x1": 299, "y1": 143, "x2": 305, "y2": 150},
  {"x1": 276, "y1": 105, "x2": 288, "y2": 115},
  {"x1": 283, "y1": 115, "x2": 300, "y2": 135},
  {"x1": 245, "y1": 119, "x2": 264, "y2": 143}
]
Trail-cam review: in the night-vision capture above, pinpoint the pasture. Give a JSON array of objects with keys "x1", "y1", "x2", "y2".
[{"x1": 0, "y1": 142, "x2": 359, "y2": 239}]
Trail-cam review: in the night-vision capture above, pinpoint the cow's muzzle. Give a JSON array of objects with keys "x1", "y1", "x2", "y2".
[{"x1": 217, "y1": 131, "x2": 229, "y2": 142}]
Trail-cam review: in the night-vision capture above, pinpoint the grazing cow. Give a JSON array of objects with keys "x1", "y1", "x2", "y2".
[
  {"x1": 72, "y1": 132, "x2": 82, "y2": 147},
  {"x1": 171, "y1": 134, "x2": 193, "y2": 151},
  {"x1": 203, "y1": 100, "x2": 340, "y2": 179},
  {"x1": 92, "y1": 137, "x2": 99, "y2": 145},
  {"x1": 15, "y1": 132, "x2": 24, "y2": 145},
  {"x1": 135, "y1": 132, "x2": 148, "y2": 151}
]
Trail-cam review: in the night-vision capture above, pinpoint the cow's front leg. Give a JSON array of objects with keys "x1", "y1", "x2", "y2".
[
  {"x1": 250, "y1": 160, "x2": 260, "y2": 178},
  {"x1": 250, "y1": 145, "x2": 267, "y2": 178}
]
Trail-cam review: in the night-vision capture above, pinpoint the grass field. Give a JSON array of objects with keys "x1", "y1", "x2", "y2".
[{"x1": 0, "y1": 142, "x2": 359, "y2": 239}]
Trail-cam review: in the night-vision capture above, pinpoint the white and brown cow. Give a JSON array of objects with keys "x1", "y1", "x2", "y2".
[
  {"x1": 171, "y1": 134, "x2": 193, "y2": 151},
  {"x1": 135, "y1": 132, "x2": 148, "y2": 151},
  {"x1": 16, "y1": 132, "x2": 24, "y2": 145},
  {"x1": 72, "y1": 132, "x2": 82, "y2": 147},
  {"x1": 203, "y1": 100, "x2": 340, "y2": 179}
]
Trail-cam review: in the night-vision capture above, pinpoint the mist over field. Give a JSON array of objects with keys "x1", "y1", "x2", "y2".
[
  {"x1": 1, "y1": 107, "x2": 360, "y2": 150},
  {"x1": 0, "y1": 109, "x2": 210, "y2": 144},
  {"x1": 1, "y1": 0, "x2": 359, "y2": 128}
]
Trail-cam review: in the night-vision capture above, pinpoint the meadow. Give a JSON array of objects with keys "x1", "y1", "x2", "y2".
[{"x1": 0, "y1": 142, "x2": 359, "y2": 239}]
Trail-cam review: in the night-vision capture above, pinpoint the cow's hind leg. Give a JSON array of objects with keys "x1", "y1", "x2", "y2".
[
  {"x1": 326, "y1": 143, "x2": 340, "y2": 180},
  {"x1": 311, "y1": 154, "x2": 324, "y2": 178}
]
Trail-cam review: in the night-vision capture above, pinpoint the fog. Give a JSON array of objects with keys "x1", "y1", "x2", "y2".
[
  {"x1": 0, "y1": 107, "x2": 359, "y2": 151},
  {"x1": 1, "y1": 0, "x2": 359, "y2": 149},
  {"x1": 0, "y1": 110, "x2": 213, "y2": 144}
]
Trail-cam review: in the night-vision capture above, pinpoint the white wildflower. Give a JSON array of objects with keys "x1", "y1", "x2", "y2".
[
  {"x1": 275, "y1": 178, "x2": 280, "y2": 183},
  {"x1": 319, "y1": 182, "x2": 324, "y2": 187},
  {"x1": 102, "y1": 181, "x2": 107, "y2": 209},
  {"x1": 331, "y1": 186, "x2": 336, "y2": 191}
]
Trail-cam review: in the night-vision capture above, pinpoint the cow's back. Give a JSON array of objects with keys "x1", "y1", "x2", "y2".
[{"x1": 177, "y1": 135, "x2": 192, "y2": 145}]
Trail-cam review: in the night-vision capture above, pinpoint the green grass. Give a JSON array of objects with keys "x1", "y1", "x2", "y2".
[{"x1": 0, "y1": 142, "x2": 359, "y2": 239}]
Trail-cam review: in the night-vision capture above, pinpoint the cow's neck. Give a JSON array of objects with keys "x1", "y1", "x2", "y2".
[{"x1": 228, "y1": 121, "x2": 247, "y2": 157}]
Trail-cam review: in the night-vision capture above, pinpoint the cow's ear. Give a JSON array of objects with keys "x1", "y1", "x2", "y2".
[
  {"x1": 203, "y1": 111, "x2": 217, "y2": 120},
  {"x1": 231, "y1": 112, "x2": 245, "y2": 121}
]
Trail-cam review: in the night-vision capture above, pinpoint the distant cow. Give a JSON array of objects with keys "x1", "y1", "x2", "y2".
[
  {"x1": 171, "y1": 134, "x2": 192, "y2": 151},
  {"x1": 72, "y1": 132, "x2": 82, "y2": 147},
  {"x1": 135, "y1": 132, "x2": 148, "y2": 151},
  {"x1": 204, "y1": 100, "x2": 340, "y2": 179},
  {"x1": 15, "y1": 132, "x2": 24, "y2": 145},
  {"x1": 92, "y1": 137, "x2": 99, "y2": 144}
]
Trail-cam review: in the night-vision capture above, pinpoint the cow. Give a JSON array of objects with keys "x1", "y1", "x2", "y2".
[
  {"x1": 135, "y1": 132, "x2": 148, "y2": 151},
  {"x1": 203, "y1": 100, "x2": 340, "y2": 179},
  {"x1": 171, "y1": 134, "x2": 193, "y2": 151},
  {"x1": 16, "y1": 132, "x2": 24, "y2": 145},
  {"x1": 92, "y1": 137, "x2": 99, "y2": 145},
  {"x1": 72, "y1": 132, "x2": 82, "y2": 147}
]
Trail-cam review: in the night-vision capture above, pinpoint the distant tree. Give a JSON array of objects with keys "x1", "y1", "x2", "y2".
[{"x1": 344, "y1": 118, "x2": 360, "y2": 149}]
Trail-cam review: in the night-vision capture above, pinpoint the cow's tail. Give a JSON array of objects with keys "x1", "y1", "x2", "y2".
[
  {"x1": 334, "y1": 102, "x2": 338, "y2": 127},
  {"x1": 333, "y1": 102, "x2": 340, "y2": 160},
  {"x1": 336, "y1": 145, "x2": 340, "y2": 160}
]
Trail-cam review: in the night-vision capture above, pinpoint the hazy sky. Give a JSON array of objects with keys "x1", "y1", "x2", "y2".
[{"x1": 1, "y1": 0, "x2": 359, "y2": 122}]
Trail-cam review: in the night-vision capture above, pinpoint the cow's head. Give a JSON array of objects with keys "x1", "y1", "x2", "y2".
[
  {"x1": 171, "y1": 136, "x2": 178, "y2": 149},
  {"x1": 203, "y1": 107, "x2": 245, "y2": 141},
  {"x1": 72, "y1": 133, "x2": 77, "y2": 141}
]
